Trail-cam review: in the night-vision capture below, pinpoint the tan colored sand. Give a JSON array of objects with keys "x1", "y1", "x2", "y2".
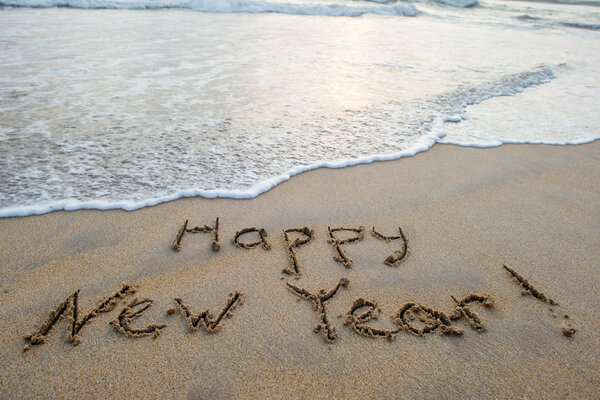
[{"x1": 0, "y1": 142, "x2": 599, "y2": 399}]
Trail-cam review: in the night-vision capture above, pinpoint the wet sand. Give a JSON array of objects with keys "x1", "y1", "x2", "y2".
[{"x1": 0, "y1": 142, "x2": 599, "y2": 398}]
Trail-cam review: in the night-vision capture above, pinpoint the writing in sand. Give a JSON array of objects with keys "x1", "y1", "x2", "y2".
[{"x1": 22, "y1": 217, "x2": 576, "y2": 352}]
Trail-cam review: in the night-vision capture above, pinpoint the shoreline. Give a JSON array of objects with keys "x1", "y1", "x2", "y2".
[
  {"x1": 2, "y1": 139, "x2": 599, "y2": 218},
  {"x1": 1, "y1": 142, "x2": 599, "y2": 398}
]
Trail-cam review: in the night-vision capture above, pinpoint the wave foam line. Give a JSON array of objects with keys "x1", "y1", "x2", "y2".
[
  {"x1": 440, "y1": 64, "x2": 558, "y2": 116},
  {"x1": 0, "y1": 0, "x2": 419, "y2": 17}
]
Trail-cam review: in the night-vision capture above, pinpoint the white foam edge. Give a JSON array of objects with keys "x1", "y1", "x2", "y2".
[
  {"x1": 440, "y1": 134, "x2": 600, "y2": 148},
  {"x1": 1, "y1": 116, "x2": 598, "y2": 218}
]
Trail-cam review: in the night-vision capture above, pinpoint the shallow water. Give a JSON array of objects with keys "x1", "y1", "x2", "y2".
[{"x1": 0, "y1": 0, "x2": 598, "y2": 216}]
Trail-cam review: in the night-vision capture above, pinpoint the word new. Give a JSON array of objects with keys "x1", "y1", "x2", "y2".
[{"x1": 23, "y1": 283, "x2": 243, "y2": 350}]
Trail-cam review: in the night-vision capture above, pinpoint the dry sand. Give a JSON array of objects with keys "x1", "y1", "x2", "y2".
[{"x1": 0, "y1": 142, "x2": 599, "y2": 399}]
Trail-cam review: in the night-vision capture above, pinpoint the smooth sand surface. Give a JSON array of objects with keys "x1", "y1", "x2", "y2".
[{"x1": 0, "y1": 142, "x2": 599, "y2": 399}]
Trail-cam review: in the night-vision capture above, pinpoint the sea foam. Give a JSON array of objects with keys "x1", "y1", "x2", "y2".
[{"x1": 2, "y1": 63, "x2": 596, "y2": 218}]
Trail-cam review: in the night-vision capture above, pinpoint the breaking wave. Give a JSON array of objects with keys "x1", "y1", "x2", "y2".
[{"x1": 0, "y1": 0, "x2": 419, "y2": 17}]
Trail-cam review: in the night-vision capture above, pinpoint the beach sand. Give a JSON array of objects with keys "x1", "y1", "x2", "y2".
[{"x1": 0, "y1": 142, "x2": 599, "y2": 399}]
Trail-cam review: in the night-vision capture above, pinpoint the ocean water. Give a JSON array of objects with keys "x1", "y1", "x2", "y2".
[{"x1": 0, "y1": 0, "x2": 598, "y2": 216}]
